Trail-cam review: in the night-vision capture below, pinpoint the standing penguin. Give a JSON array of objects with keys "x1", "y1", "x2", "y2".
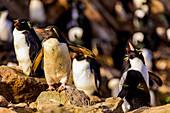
[
  {"x1": 34, "y1": 25, "x2": 95, "y2": 91},
  {"x1": 13, "y1": 18, "x2": 43, "y2": 76},
  {"x1": 0, "y1": 7, "x2": 13, "y2": 44},
  {"x1": 118, "y1": 42, "x2": 162, "y2": 112},
  {"x1": 35, "y1": 26, "x2": 72, "y2": 91},
  {"x1": 72, "y1": 53, "x2": 101, "y2": 96}
]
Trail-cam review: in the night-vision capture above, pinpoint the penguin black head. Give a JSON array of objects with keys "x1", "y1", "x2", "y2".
[
  {"x1": 14, "y1": 18, "x2": 32, "y2": 31},
  {"x1": 72, "y1": 53, "x2": 87, "y2": 61},
  {"x1": 125, "y1": 42, "x2": 145, "y2": 65},
  {"x1": 35, "y1": 25, "x2": 68, "y2": 43}
]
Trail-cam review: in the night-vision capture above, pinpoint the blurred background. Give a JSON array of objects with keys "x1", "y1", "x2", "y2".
[{"x1": 0, "y1": 0, "x2": 170, "y2": 107}]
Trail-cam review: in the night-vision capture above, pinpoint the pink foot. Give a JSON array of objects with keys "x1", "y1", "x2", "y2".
[
  {"x1": 57, "y1": 83, "x2": 66, "y2": 91},
  {"x1": 46, "y1": 85, "x2": 55, "y2": 91}
]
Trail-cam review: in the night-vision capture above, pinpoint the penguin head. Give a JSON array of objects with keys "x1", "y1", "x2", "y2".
[
  {"x1": 72, "y1": 53, "x2": 87, "y2": 61},
  {"x1": 35, "y1": 26, "x2": 64, "y2": 41},
  {"x1": 125, "y1": 42, "x2": 145, "y2": 64},
  {"x1": 14, "y1": 18, "x2": 32, "y2": 31}
]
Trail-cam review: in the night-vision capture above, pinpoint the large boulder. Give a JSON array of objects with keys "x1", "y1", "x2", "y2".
[
  {"x1": 36, "y1": 89, "x2": 123, "y2": 113},
  {"x1": 0, "y1": 66, "x2": 48, "y2": 103}
]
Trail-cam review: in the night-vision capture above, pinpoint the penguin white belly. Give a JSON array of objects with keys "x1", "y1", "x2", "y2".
[
  {"x1": 43, "y1": 38, "x2": 71, "y2": 85},
  {"x1": 73, "y1": 59, "x2": 97, "y2": 95},
  {"x1": 13, "y1": 28, "x2": 32, "y2": 75}
]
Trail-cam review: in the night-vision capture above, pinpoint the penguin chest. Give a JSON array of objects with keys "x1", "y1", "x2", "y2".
[
  {"x1": 43, "y1": 38, "x2": 71, "y2": 84},
  {"x1": 72, "y1": 59, "x2": 96, "y2": 94},
  {"x1": 13, "y1": 28, "x2": 32, "y2": 75}
]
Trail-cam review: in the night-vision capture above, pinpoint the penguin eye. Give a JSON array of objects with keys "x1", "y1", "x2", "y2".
[{"x1": 47, "y1": 30, "x2": 50, "y2": 33}]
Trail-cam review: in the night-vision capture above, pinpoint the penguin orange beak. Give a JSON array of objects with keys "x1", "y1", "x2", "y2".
[
  {"x1": 14, "y1": 22, "x2": 18, "y2": 26},
  {"x1": 129, "y1": 42, "x2": 135, "y2": 51},
  {"x1": 72, "y1": 53, "x2": 78, "y2": 58},
  {"x1": 35, "y1": 29, "x2": 45, "y2": 33}
]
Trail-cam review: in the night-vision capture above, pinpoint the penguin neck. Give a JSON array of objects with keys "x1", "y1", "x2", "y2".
[
  {"x1": 14, "y1": 27, "x2": 25, "y2": 33},
  {"x1": 129, "y1": 57, "x2": 146, "y2": 71}
]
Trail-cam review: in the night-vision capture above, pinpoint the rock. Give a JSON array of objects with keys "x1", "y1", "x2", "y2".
[
  {"x1": 36, "y1": 89, "x2": 123, "y2": 113},
  {"x1": 36, "y1": 88, "x2": 90, "y2": 110},
  {"x1": 8, "y1": 103, "x2": 34, "y2": 113},
  {"x1": 0, "y1": 66, "x2": 48, "y2": 103},
  {"x1": 0, "y1": 95, "x2": 8, "y2": 107},
  {"x1": 0, "y1": 107, "x2": 17, "y2": 113},
  {"x1": 128, "y1": 104, "x2": 170, "y2": 113}
]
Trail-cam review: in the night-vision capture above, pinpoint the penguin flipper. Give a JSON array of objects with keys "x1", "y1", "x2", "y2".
[
  {"x1": 68, "y1": 44, "x2": 95, "y2": 58},
  {"x1": 148, "y1": 71, "x2": 162, "y2": 86},
  {"x1": 89, "y1": 58, "x2": 101, "y2": 93},
  {"x1": 31, "y1": 49, "x2": 43, "y2": 75}
]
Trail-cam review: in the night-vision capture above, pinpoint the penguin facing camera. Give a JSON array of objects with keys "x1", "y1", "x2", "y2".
[
  {"x1": 34, "y1": 25, "x2": 95, "y2": 91},
  {"x1": 72, "y1": 53, "x2": 101, "y2": 96},
  {"x1": 118, "y1": 42, "x2": 162, "y2": 112},
  {"x1": 13, "y1": 18, "x2": 44, "y2": 77},
  {"x1": 35, "y1": 26, "x2": 71, "y2": 91}
]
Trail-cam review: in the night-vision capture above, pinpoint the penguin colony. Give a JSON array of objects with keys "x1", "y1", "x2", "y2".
[{"x1": 12, "y1": 17, "x2": 162, "y2": 111}]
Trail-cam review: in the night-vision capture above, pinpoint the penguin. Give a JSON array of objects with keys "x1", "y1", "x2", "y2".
[
  {"x1": 29, "y1": 0, "x2": 46, "y2": 26},
  {"x1": 34, "y1": 25, "x2": 95, "y2": 91},
  {"x1": 35, "y1": 26, "x2": 71, "y2": 91},
  {"x1": 72, "y1": 53, "x2": 101, "y2": 96},
  {"x1": 118, "y1": 42, "x2": 162, "y2": 112},
  {"x1": 0, "y1": 6, "x2": 13, "y2": 44},
  {"x1": 13, "y1": 18, "x2": 43, "y2": 77},
  {"x1": 66, "y1": 0, "x2": 92, "y2": 49}
]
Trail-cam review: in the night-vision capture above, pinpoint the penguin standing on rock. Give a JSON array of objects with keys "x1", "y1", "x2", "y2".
[
  {"x1": 13, "y1": 18, "x2": 43, "y2": 76},
  {"x1": 118, "y1": 42, "x2": 162, "y2": 112},
  {"x1": 35, "y1": 26, "x2": 71, "y2": 91},
  {"x1": 72, "y1": 53, "x2": 101, "y2": 96},
  {"x1": 34, "y1": 25, "x2": 95, "y2": 91}
]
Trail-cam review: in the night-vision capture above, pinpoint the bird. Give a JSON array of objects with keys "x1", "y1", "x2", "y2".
[
  {"x1": 66, "y1": 0, "x2": 92, "y2": 49},
  {"x1": 72, "y1": 53, "x2": 101, "y2": 96},
  {"x1": 0, "y1": 6, "x2": 13, "y2": 46},
  {"x1": 34, "y1": 25, "x2": 95, "y2": 91},
  {"x1": 13, "y1": 18, "x2": 43, "y2": 77},
  {"x1": 29, "y1": 0, "x2": 46, "y2": 26},
  {"x1": 118, "y1": 42, "x2": 162, "y2": 112}
]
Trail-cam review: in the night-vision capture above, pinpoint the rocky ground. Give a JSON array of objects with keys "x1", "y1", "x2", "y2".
[{"x1": 0, "y1": 65, "x2": 169, "y2": 113}]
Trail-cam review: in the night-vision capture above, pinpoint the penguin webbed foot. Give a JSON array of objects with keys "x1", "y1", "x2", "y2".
[
  {"x1": 57, "y1": 83, "x2": 66, "y2": 91},
  {"x1": 47, "y1": 85, "x2": 55, "y2": 91}
]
